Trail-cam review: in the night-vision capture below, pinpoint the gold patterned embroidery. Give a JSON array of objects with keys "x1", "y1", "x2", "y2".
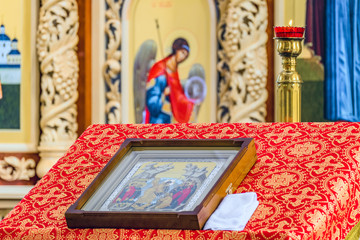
[
  {"x1": 22, "y1": 228, "x2": 55, "y2": 240},
  {"x1": 264, "y1": 126, "x2": 301, "y2": 144},
  {"x1": 82, "y1": 128, "x2": 120, "y2": 145},
  {"x1": 281, "y1": 187, "x2": 322, "y2": 207},
  {"x1": 305, "y1": 156, "x2": 345, "y2": 174},
  {"x1": 102, "y1": 144, "x2": 121, "y2": 156},
  {"x1": 351, "y1": 147, "x2": 360, "y2": 162},
  {"x1": 329, "y1": 177, "x2": 349, "y2": 208},
  {"x1": 275, "y1": 220, "x2": 290, "y2": 229},
  {"x1": 254, "y1": 204, "x2": 275, "y2": 219},
  {"x1": 287, "y1": 142, "x2": 320, "y2": 157},
  {"x1": 49, "y1": 206, "x2": 68, "y2": 220},
  {"x1": 328, "y1": 126, "x2": 360, "y2": 144},
  {"x1": 29, "y1": 187, "x2": 67, "y2": 206},
  {"x1": 128, "y1": 232, "x2": 142, "y2": 240},
  {"x1": 58, "y1": 156, "x2": 95, "y2": 175},
  {"x1": 249, "y1": 155, "x2": 280, "y2": 175},
  {"x1": 222, "y1": 231, "x2": 247, "y2": 240},
  {"x1": 350, "y1": 189, "x2": 360, "y2": 221},
  {"x1": 64, "y1": 232, "x2": 77, "y2": 240},
  {"x1": 142, "y1": 126, "x2": 181, "y2": 138},
  {"x1": 263, "y1": 172, "x2": 298, "y2": 188},
  {"x1": 18, "y1": 219, "x2": 33, "y2": 231},
  {"x1": 151, "y1": 230, "x2": 183, "y2": 240},
  {"x1": 76, "y1": 174, "x2": 96, "y2": 187},
  {"x1": 202, "y1": 127, "x2": 237, "y2": 138},
  {"x1": 333, "y1": 227, "x2": 341, "y2": 239},
  {"x1": 86, "y1": 229, "x2": 119, "y2": 240},
  {"x1": 305, "y1": 209, "x2": 327, "y2": 235}
]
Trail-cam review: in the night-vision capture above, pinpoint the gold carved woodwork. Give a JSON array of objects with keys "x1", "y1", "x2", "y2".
[
  {"x1": 0, "y1": 156, "x2": 36, "y2": 181},
  {"x1": 217, "y1": 0, "x2": 269, "y2": 122},
  {"x1": 103, "y1": 0, "x2": 123, "y2": 124},
  {"x1": 36, "y1": 0, "x2": 80, "y2": 177}
]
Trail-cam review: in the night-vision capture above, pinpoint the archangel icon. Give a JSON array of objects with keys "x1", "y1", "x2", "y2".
[{"x1": 133, "y1": 21, "x2": 207, "y2": 124}]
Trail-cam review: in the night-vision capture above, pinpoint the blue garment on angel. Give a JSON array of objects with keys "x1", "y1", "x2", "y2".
[{"x1": 145, "y1": 74, "x2": 171, "y2": 124}]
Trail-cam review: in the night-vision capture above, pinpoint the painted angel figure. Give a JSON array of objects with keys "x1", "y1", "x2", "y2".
[{"x1": 133, "y1": 38, "x2": 207, "y2": 123}]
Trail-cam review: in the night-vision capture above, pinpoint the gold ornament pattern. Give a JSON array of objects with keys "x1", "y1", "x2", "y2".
[{"x1": 0, "y1": 122, "x2": 359, "y2": 239}]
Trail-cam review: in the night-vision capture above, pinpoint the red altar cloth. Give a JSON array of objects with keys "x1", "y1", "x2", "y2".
[{"x1": 1, "y1": 122, "x2": 360, "y2": 239}]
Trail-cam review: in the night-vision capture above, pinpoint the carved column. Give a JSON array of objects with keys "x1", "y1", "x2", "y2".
[
  {"x1": 217, "y1": 0, "x2": 269, "y2": 122},
  {"x1": 36, "y1": 0, "x2": 79, "y2": 178},
  {"x1": 103, "y1": 0, "x2": 122, "y2": 123}
]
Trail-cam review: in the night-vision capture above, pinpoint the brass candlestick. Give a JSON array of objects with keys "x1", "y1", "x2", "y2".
[{"x1": 275, "y1": 37, "x2": 304, "y2": 122}]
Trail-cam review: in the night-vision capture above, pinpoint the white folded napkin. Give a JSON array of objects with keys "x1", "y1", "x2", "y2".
[{"x1": 203, "y1": 192, "x2": 259, "y2": 231}]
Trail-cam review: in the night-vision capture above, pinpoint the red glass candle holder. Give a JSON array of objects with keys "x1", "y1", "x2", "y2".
[{"x1": 274, "y1": 26, "x2": 305, "y2": 38}]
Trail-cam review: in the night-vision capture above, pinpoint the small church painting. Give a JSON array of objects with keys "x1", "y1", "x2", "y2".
[{"x1": 0, "y1": 23, "x2": 21, "y2": 129}]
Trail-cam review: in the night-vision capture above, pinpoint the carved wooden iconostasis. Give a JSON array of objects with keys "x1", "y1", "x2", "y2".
[
  {"x1": 0, "y1": 0, "x2": 274, "y2": 219},
  {"x1": 91, "y1": 0, "x2": 274, "y2": 124}
]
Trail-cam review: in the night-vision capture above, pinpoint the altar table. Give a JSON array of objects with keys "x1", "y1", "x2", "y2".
[{"x1": 0, "y1": 122, "x2": 360, "y2": 239}]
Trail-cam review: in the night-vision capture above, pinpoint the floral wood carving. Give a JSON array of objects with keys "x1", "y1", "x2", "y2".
[
  {"x1": 0, "y1": 157, "x2": 36, "y2": 181},
  {"x1": 36, "y1": 0, "x2": 79, "y2": 177},
  {"x1": 216, "y1": 0, "x2": 268, "y2": 122},
  {"x1": 103, "y1": 0, "x2": 123, "y2": 123}
]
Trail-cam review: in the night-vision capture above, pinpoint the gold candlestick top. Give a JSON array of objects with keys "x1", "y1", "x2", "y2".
[{"x1": 275, "y1": 37, "x2": 304, "y2": 57}]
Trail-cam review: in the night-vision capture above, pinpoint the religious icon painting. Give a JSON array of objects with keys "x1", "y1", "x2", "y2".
[
  {"x1": 0, "y1": 0, "x2": 38, "y2": 152},
  {"x1": 65, "y1": 138, "x2": 258, "y2": 229},
  {"x1": 82, "y1": 146, "x2": 237, "y2": 213},
  {"x1": 103, "y1": 161, "x2": 218, "y2": 212},
  {"x1": 121, "y1": 0, "x2": 217, "y2": 123},
  {"x1": 0, "y1": 0, "x2": 22, "y2": 129}
]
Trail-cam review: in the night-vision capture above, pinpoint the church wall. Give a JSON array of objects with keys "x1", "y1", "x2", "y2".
[{"x1": 0, "y1": 41, "x2": 11, "y2": 63}]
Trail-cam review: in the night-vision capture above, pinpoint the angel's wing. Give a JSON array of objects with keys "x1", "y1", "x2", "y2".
[
  {"x1": 188, "y1": 63, "x2": 205, "y2": 80},
  {"x1": 133, "y1": 39, "x2": 157, "y2": 123}
]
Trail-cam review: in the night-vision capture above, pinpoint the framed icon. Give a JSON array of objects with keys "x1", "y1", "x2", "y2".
[{"x1": 65, "y1": 138, "x2": 257, "y2": 229}]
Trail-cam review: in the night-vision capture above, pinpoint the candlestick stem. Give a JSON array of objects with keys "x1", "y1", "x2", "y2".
[{"x1": 275, "y1": 37, "x2": 303, "y2": 122}]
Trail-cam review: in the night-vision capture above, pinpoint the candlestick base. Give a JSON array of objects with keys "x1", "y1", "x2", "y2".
[{"x1": 275, "y1": 37, "x2": 304, "y2": 122}]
